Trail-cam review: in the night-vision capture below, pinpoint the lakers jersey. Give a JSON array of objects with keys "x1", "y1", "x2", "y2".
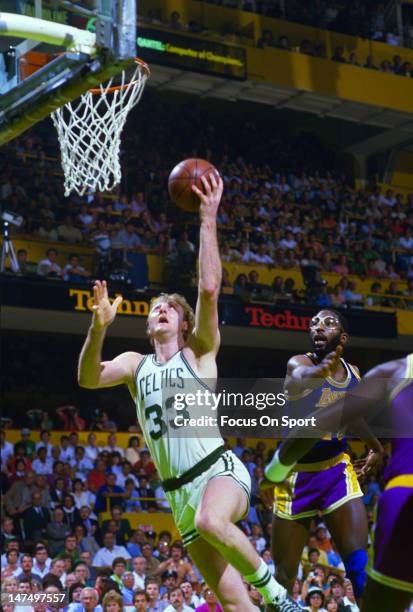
[
  {"x1": 287, "y1": 353, "x2": 361, "y2": 463},
  {"x1": 134, "y1": 350, "x2": 223, "y2": 481}
]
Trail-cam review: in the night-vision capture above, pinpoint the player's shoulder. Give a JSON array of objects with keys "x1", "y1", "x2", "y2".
[
  {"x1": 287, "y1": 353, "x2": 314, "y2": 370},
  {"x1": 114, "y1": 351, "x2": 145, "y2": 373},
  {"x1": 346, "y1": 362, "x2": 360, "y2": 377}
]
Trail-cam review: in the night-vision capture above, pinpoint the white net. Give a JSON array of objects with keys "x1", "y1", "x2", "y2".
[{"x1": 51, "y1": 60, "x2": 149, "y2": 197}]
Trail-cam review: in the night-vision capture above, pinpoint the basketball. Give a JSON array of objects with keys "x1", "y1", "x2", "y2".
[{"x1": 168, "y1": 158, "x2": 220, "y2": 212}]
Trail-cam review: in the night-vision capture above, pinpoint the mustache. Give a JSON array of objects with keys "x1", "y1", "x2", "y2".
[{"x1": 312, "y1": 334, "x2": 342, "y2": 355}]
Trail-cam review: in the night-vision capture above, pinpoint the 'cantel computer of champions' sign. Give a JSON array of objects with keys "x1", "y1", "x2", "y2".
[{"x1": 137, "y1": 27, "x2": 247, "y2": 80}]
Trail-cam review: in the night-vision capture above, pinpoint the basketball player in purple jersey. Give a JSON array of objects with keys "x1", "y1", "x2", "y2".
[
  {"x1": 264, "y1": 310, "x2": 383, "y2": 601},
  {"x1": 263, "y1": 351, "x2": 413, "y2": 612}
]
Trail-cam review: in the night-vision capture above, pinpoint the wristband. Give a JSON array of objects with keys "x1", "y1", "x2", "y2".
[{"x1": 264, "y1": 448, "x2": 296, "y2": 483}]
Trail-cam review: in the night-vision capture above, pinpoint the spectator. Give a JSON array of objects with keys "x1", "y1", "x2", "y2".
[
  {"x1": 14, "y1": 248, "x2": 37, "y2": 276},
  {"x1": 1, "y1": 429, "x2": 14, "y2": 468},
  {"x1": 170, "y1": 11, "x2": 184, "y2": 30},
  {"x1": 347, "y1": 51, "x2": 359, "y2": 66},
  {"x1": 15, "y1": 553, "x2": 42, "y2": 583},
  {"x1": 133, "y1": 589, "x2": 150, "y2": 611},
  {"x1": 77, "y1": 586, "x2": 102, "y2": 612},
  {"x1": 132, "y1": 556, "x2": 147, "y2": 590},
  {"x1": 141, "y1": 543, "x2": 160, "y2": 577},
  {"x1": 180, "y1": 580, "x2": 202, "y2": 609},
  {"x1": 62, "y1": 255, "x2": 91, "y2": 283},
  {"x1": 16, "y1": 428, "x2": 36, "y2": 458},
  {"x1": 36, "y1": 248, "x2": 62, "y2": 278},
  {"x1": 325, "y1": 597, "x2": 339, "y2": 611},
  {"x1": 23, "y1": 490, "x2": 51, "y2": 541},
  {"x1": 4, "y1": 471, "x2": 36, "y2": 520},
  {"x1": 36, "y1": 429, "x2": 54, "y2": 458},
  {"x1": 145, "y1": 578, "x2": 168, "y2": 611},
  {"x1": 342, "y1": 580, "x2": 359, "y2": 611},
  {"x1": 87, "y1": 458, "x2": 107, "y2": 494},
  {"x1": 364, "y1": 55, "x2": 377, "y2": 70},
  {"x1": 1, "y1": 517, "x2": 18, "y2": 551},
  {"x1": 56, "y1": 534, "x2": 81, "y2": 570},
  {"x1": 343, "y1": 280, "x2": 364, "y2": 306},
  {"x1": 302, "y1": 585, "x2": 326, "y2": 611},
  {"x1": 278, "y1": 35, "x2": 291, "y2": 50},
  {"x1": 95, "y1": 473, "x2": 125, "y2": 514},
  {"x1": 164, "y1": 586, "x2": 193, "y2": 611},
  {"x1": 37, "y1": 217, "x2": 59, "y2": 241},
  {"x1": 102, "y1": 506, "x2": 132, "y2": 546},
  {"x1": 195, "y1": 585, "x2": 223, "y2": 611},
  {"x1": 333, "y1": 254, "x2": 349, "y2": 276},
  {"x1": 57, "y1": 215, "x2": 83, "y2": 244},
  {"x1": 32, "y1": 446, "x2": 53, "y2": 475},
  {"x1": 46, "y1": 507, "x2": 72, "y2": 556},
  {"x1": 134, "y1": 449, "x2": 156, "y2": 478},
  {"x1": 62, "y1": 494, "x2": 81, "y2": 529},
  {"x1": 331, "y1": 46, "x2": 346, "y2": 62},
  {"x1": 92, "y1": 532, "x2": 131, "y2": 568},
  {"x1": 74, "y1": 523, "x2": 100, "y2": 557},
  {"x1": 32, "y1": 545, "x2": 51, "y2": 579},
  {"x1": 258, "y1": 29, "x2": 275, "y2": 48},
  {"x1": 124, "y1": 435, "x2": 140, "y2": 465},
  {"x1": 1, "y1": 549, "x2": 20, "y2": 578}
]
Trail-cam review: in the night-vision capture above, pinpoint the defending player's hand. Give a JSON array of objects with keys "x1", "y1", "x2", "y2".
[
  {"x1": 353, "y1": 448, "x2": 383, "y2": 478},
  {"x1": 192, "y1": 172, "x2": 223, "y2": 221},
  {"x1": 91, "y1": 280, "x2": 122, "y2": 330},
  {"x1": 313, "y1": 345, "x2": 343, "y2": 378}
]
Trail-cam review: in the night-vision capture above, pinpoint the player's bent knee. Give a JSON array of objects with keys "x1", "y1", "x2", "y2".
[{"x1": 195, "y1": 511, "x2": 227, "y2": 540}]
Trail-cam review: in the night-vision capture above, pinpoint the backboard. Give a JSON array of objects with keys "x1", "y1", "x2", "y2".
[{"x1": 0, "y1": 0, "x2": 138, "y2": 145}]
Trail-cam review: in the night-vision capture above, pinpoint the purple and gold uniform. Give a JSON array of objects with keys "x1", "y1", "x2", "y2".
[
  {"x1": 274, "y1": 354, "x2": 362, "y2": 519},
  {"x1": 369, "y1": 353, "x2": 413, "y2": 593}
]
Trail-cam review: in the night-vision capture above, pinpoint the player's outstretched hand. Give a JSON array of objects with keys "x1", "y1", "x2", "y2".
[
  {"x1": 353, "y1": 449, "x2": 383, "y2": 478},
  {"x1": 192, "y1": 173, "x2": 223, "y2": 221},
  {"x1": 313, "y1": 345, "x2": 343, "y2": 378},
  {"x1": 91, "y1": 280, "x2": 122, "y2": 330}
]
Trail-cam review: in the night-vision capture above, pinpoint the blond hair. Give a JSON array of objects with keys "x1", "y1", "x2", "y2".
[
  {"x1": 102, "y1": 590, "x2": 123, "y2": 611},
  {"x1": 147, "y1": 293, "x2": 195, "y2": 345}
]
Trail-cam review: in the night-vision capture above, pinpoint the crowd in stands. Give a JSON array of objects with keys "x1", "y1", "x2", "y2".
[
  {"x1": 1, "y1": 90, "x2": 412, "y2": 310},
  {"x1": 198, "y1": 0, "x2": 404, "y2": 47},
  {"x1": 0, "y1": 92, "x2": 413, "y2": 308},
  {"x1": 257, "y1": 34, "x2": 413, "y2": 77},
  {"x1": 1, "y1": 422, "x2": 387, "y2": 611},
  {"x1": 143, "y1": 7, "x2": 413, "y2": 78}
]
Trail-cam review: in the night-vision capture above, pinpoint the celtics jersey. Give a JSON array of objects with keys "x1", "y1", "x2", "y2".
[{"x1": 134, "y1": 350, "x2": 223, "y2": 481}]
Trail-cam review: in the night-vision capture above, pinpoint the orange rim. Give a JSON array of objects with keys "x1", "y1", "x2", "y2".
[{"x1": 89, "y1": 57, "x2": 150, "y2": 95}]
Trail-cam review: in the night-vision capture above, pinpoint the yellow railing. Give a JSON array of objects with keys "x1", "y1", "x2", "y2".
[{"x1": 140, "y1": 0, "x2": 413, "y2": 64}]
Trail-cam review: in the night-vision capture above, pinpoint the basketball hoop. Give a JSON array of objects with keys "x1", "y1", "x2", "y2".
[{"x1": 51, "y1": 58, "x2": 150, "y2": 197}]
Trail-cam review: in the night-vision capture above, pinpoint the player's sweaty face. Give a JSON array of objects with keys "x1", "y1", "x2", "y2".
[
  {"x1": 148, "y1": 299, "x2": 183, "y2": 338},
  {"x1": 309, "y1": 310, "x2": 342, "y2": 353}
]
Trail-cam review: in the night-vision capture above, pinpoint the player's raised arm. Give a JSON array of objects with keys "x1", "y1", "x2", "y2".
[
  {"x1": 78, "y1": 280, "x2": 139, "y2": 389},
  {"x1": 190, "y1": 173, "x2": 223, "y2": 355},
  {"x1": 277, "y1": 359, "x2": 394, "y2": 468}
]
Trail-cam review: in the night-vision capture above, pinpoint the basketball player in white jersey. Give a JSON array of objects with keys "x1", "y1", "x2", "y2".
[{"x1": 78, "y1": 173, "x2": 301, "y2": 612}]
